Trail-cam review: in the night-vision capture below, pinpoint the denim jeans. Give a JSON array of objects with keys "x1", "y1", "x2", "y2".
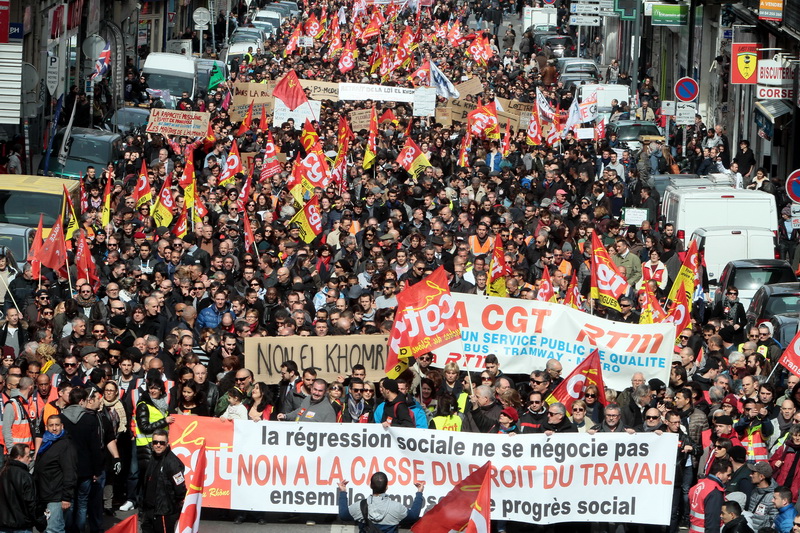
[
  {"x1": 89, "y1": 470, "x2": 106, "y2": 533},
  {"x1": 65, "y1": 477, "x2": 92, "y2": 533},
  {"x1": 44, "y1": 501, "x2": 66, "y2": 533}
]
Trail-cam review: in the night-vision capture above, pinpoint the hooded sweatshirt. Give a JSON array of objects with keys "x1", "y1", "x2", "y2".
[{"x1": 60, "y1": 404, "x2": 103, "y2": 478}]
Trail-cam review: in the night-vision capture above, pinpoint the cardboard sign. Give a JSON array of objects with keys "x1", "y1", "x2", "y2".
[
  {"x1": 454, "y1": 76, "x2": 484, "y2": 96},
  {"x1": 230, "y1": 81, "x2": 277, "y2": 122},
  {"x1": 273, "y1": 99, "x2": 322, "y2": 129},
  {"x1": 413, "y1": 87, "x2": 437, "y2": 117},
  {"x1": 146, "y1": 109, "x2": 210, "y2": 137},
  {"x1": 349, "y1": 108, "x2": 373, "y2": 131},
  {"x1": 435, "y1": 106, "x2": 452, "y2": 127},
  {"x1": 244, "y1": 335, "x2": 389, "y2": 383},
  {"x1": 299, "y1": 79, "x2": 340, "y2": 101}
]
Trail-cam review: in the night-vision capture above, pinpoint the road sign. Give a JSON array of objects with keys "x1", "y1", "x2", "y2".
[
  {"x1": 46, "y1": 55, "x2": 59, "y2": 95},
  {"x1": 543, "y1": 0, "x2": 556, "y2": 6},
  {"x1": 791, "y1": 204, "x2": 800, "y2": 229},
  {"x1": 570, "y1": 3, "x2": 601, "y2": 14},
  {"x1": 168, "y1": 12, "x2": 176, "y2": 26},
  {"x1": 569, "y1": 14, "x2": 601, "y2": 25},
  {"x1": 674, "y1": 76, "x2": 699, "y2": 102},
  {"x1": 192, "y1": 7, "x2": 211, "y2": 26},
  {"x1": 786, "y1": 169, "x2": 800, "y2": 204},
  {"x1": 661, "y1": 100, "x2": 675, "y2": 115},
  {"x1": 675, "y1": 101, "x2": 695, "y2": 125}
]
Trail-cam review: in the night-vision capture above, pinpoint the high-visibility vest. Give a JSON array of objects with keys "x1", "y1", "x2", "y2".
[
  {"x1": 5, "y1": 398, "x2": 34, "y2": 449},
  {"x1": 688, "y1": 477, "x2": 724, "y2": 533},
  {"x1": 432, "y1": 414, "x2": 463, "y2": 432},
  {"x1": 468, "y1": 235, "x2": 492, "y2": 257},
  {"x1": 133, "y1": 402, "x2": 167, "y2": 447},
  {"x1": 743, "y1": 425, "x2": 769, "y2": 462},
  {"x1": 457, "y1": 392, "x2": 469, "y2": 414}
]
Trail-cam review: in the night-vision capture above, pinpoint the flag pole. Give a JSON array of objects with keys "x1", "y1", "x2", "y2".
[
  {"x1": 0, "y1": 274, "x2": 21, "y2": 315},
  {"x1": 63, "y1": 235, "x2": 74, "y2": 297}
]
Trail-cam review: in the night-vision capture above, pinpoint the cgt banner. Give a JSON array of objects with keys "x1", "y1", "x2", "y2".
[
  {"x1": 437, "y1": 294, "x2": 673, "y2": 391},
  {"x1": 170, "y1": 417, "x2": 676, "y2": 525}
]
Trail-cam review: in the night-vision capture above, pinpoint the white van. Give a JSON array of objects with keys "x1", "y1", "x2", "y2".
[
  {"x1": 661, "y1": 186, "x2": 778, "y2": 245},
  {"x1": 142, "y1": 53, "x2": 197, "y2": 104},
  {"x1": 691, "y1": 227, "x2": 778, "y2": 284}
]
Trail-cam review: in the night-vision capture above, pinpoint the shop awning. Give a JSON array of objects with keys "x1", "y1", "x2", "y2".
[{"x1": 754, "y1": 99, "x2": 793, "y2": 123}]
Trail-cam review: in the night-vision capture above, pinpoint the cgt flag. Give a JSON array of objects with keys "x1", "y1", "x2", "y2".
[
  {"x1": 486, "y1": 234, "x2": 510, "y2": 297},
  {"x1": 386, "y1": 266, "x2": 461, "y2": 377},
  {"x1": 288, "y1": 196, "x2": 323, "y2": 244},
  {"x1": 666, "y1": 239, "x2": 700, "y2": 305},
  {"x1": 779, "y1": 329, "x2": 800, "y2": 378},
  {"x1": 411, "y1": 461, "x2": 492, "y2": 533},
  {"x1": 176, "y1": 445, "x2": 207, "y2": 533},
  {"x1": 545, "y1": 349, "x2": 607, "y2": 414},
  {"x1": 106, "y1": 515, "x2": 137, "y2": 533},
  {"x1": 589, "y1": 232, "x2": 629, "y2": 312},
  {"x1": 396, "y1": 138, "x2": 432, "y2": 180}
]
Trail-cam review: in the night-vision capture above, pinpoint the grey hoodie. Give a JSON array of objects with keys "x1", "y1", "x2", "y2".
[
  {"x1": 746, "y1": 479, "x2": 778, "y2": 531},
  {"x1": 347, "y1": 493, "x2": 411, "y2": 525}
]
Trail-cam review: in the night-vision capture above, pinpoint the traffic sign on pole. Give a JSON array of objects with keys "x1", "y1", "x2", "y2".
[
  {"x1": 570, "y1": 3, "x2": 600, "y2": 14},
  {"x1": 674, "y1": 77, "x2": 699, "y2": 102},
  {"x1": 786, "y1": 169, "x2": 800, "y2": 204},
  {"x1": 675, "y1": 102, "x2": 696, "y2": 125},
  {"x1": 569, "y1": 15, "x2": 601, "y2": 25}
]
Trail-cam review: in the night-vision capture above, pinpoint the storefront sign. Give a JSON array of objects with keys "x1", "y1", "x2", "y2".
[
  {"x1": 756, "y1": 85, "x2": 795, "y2": 100},
  {"x1": 433, "y1": 294, "x2": 674, "y2": 391},
  {"x1": 759, "y1": 0, "x2": 783, "y2": 21},
  {"x1": 731, "y1": 43, "x2": 758, "y2": 85},
  {"x1": 650, "y1": 3, "x2": 688, "y2": 26},
  {"x1": 758, "y1": 58, "x2": 794, "y2": 86},
  {"x1": 170, "y1": 416, "x2": 677, "y2": 525},
  {"x1": 244, "y1": 335, "x2": 389, "y2": 383}
]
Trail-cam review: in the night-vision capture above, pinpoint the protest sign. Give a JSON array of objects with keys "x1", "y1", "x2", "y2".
[
  {"x1": 231, "y1": 81, "x2": 277, "y2": 122},
  {"x1": 454, "y1": 77, "x2": 484, "y2": 96},
  {"x1": 146, "y1": 109, "x2": 210, "y2": 137},
  {"x1": 273, "y1": 99, "x2": 322, "y2": 129},
  {"x1": 434, "y1": 294, "x2": 673, "y2": 391},
  {"x1": 170, "y1": 417, "x2": 676, "y2": 525},
  {"x1": 339, "y1": 82, "x2": 416, "y2": 102},
  {"x1": 244, "y1": 335, "x2": 389, "y2": 383},
  {"x1": 349, "y1": 108, "x2": 373, "y2": 131},
  {"x1": 413, "y1": 87, "x2": 437, "y2": 117},
  {"x1": 299, "y1": 79, "x2": 340, "y2": 101},
  {"x1": 241, "y1": 152, "x2": 259, "y2": 175},
  {"x1": 435, "y1": 106, "x2": 452, "y2": 127}
]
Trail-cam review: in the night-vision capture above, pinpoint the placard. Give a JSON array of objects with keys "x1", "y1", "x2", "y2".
[
  {"x1": 299, "y1": 36, "x2": 314, "y2": 47},
  {"x1": 576, "y1": 127, "x2": 595, "y2": 140},
  {"x1": 146, "y1": 109, "x2": 210, "y2": 137},
  {"x1": 339, "y1": 82, "x2": 416, "y2": 102},
  {"x1": 244, "y1": 335, "x2": 389, "y2": 383},
  {"x1": 435, "y1": 106, "x2": 453, "y2": 127},
  {"x1": 454, "y1": 76, "x2": 484, "y2": 97},
  {"x1": 622, "y1": 207, "x2": 649, "y2": 227},
  {"x1": 299, "y1": 79, "x2": 340, "y2": 101},
  {"x1": 273, "y1": 99, "x2": 322, "y2": 129},
  {"x1": 349, "y1": 108, "x2": 373, "y2": 131},
  {"x1": 230, "y1": 81, "x2": 277, "y2": 122},
  {"x1": 413, "y1": 87, "x2": 437, "y2": 117},
  {"x1": 170, "y1": 416, "x2": 676, "y2": 526}
]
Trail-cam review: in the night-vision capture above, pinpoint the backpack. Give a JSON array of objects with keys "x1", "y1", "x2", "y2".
[
  {"x1": 392, "y1": 401, "x2": 416, "y2": 427},
  {"x1": 360, "y1": 499, "x2": 383, "y2": 533},
  {"x1": 657, "y1": 155, "x2": 668, "y2": 174}
]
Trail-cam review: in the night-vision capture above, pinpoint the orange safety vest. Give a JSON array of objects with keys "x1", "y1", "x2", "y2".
[
  {"x1": 742, "y1": 425, "x2": 769, "y2": 462},
  {"x1": 5, "y1": 397, "x2": 34, "y2": 449},
  {"x1": 688, "y1": 477, "x2": 724, "y2": 533},
  {"x1": 468, "y1": 235, "x2": 493, "y2": 256}
]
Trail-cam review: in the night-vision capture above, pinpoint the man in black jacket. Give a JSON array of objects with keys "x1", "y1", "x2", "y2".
[
  {"x1": 61, "y1": 387, "x2": 103, "y2": 533},
  {"x1": 139, "y1": 429, "x2": 186, "y2": 533},
  {"x1": 0, "y1": 443, "x2": 47, "y2": 532},
  {"x1": 35, "y1": 414, "x2": 78, "y2": 533}
]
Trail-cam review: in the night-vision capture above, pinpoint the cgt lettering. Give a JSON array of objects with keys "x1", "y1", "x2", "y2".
[{"x1": 481, "y1": 304, "x2": 551, "y2": 333}]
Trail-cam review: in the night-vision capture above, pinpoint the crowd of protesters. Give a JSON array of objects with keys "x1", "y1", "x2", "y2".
[{"x1": 1, "y1": 0, "x2": 798, "y2": 532}]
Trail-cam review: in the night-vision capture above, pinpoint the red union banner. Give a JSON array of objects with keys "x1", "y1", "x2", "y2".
[
  {"x1": 169, "y1": 416, "x2": 677, "y2": 525},
  {"x1": 779, "y1": 329, "x2": 800, "y2": 378}
]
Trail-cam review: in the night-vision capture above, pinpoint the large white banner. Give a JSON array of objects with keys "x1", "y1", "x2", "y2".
[
  {"x1": 442, "y1": 294, "x2": 674, "y2": 391},
  {"x1": 338, "y1": 82, "x2": 417, "y2": 102},
  {"x1": 170, "y1": 417, "x2": 676, "y2": 525}
]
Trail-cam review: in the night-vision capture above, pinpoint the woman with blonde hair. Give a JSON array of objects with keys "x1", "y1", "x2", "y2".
[{"x1": 36, "y1": 344, "x2": 61, "y2": 377}]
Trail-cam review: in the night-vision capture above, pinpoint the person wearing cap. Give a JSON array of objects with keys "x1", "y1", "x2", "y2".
[
  {"x1": 689, "y1": 458, "x2": 732, "y2": 533},
  {"x1": 745, "y1": 461, "x2": 778, "y2": 531},
  {"x1": 496, "y1": 406, "x2": 519, "y2": 434}
]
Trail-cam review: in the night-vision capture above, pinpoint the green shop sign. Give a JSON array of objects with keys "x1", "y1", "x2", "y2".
[{"x1": 651, "y1": 3, "x2": 689, "y2": 25}]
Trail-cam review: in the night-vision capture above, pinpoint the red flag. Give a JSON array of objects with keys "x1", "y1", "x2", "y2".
[
  {"x1": 74, "y1": 230, "x2": 99, "y2": 289},
  {"x1": 37, "y1": 216, "x2": 66, "y2": 272},
  {"x1": 258, "y1": 102, "x2": 267, "y2": 130},
  {"x1": 300, "y1": 118, "x2": 319, "y2": 153},
  {"x1": 411, "y1": 462, "x2": 493, "y2": 533},
  {"x1": 338, "y1": 38, "x2": 358, "y2": 74},
  {"x1": 468, "y1": 100, "x2": 500, "y2": 140},
  {"x1": 218, "y1": 142, "x2": 243, "y2": 188},
  {"x1": 594, "y1": 117, "x2": 606, "y2": 141},
  {"x1": 273, "y1": 69, "x2": 308, "y2": 111},
  {"x1": 589, "y1": 232, "x2": 629, "y2": 312},
  {"x1": 779, "y1": 329, "x2": 800, "y2": 378},
  {"x1": 501, "y1": 119, "x2": 512, "y2": 157},
  {"x1": 260, "y1": 130, "x2": 282, "y2": 182},
  {"x1": 304, "y1": 13, "x2": 322, "y2": 38},
  {"x1": 79, "y1": 177, "x2": 88, "y2": 212},
  {"x1": 379, "y1": 108, "x2": 397, "y2": 124},
  {"x1": 106, "y1": 515, "x2": 137, "y2": 533},
  {"x1": 464, "y1": 464, "x2": 492, "y2": 533},
  {"x1": 236, "y1": 175, "x2": 252, "y2": 212},
  {"x1": 526, "y1": 108, "x2": 542, "y2": 145},
  {"x1": 176, "y1": 446, "x2": 207, "y2": 533},
  {"x1": 171, "y1": 204, "x2": 188, "y2": 239},
  {"x1": 662, "y1": 279, "x2": 692, "y2": 336},
  {"x1": 386, "y1": 266, "x2": 461, "y2": 377},
  {"x1": 536, "y1": 267, "x2": 557, "y2": 302},
  {"x1": 134, "y1": 160, "x2": 153, "y2": 208},
  {"x1": 545, "y1": 349, "x2": 607, "y2": 413},
  {"x1": 284, "y1": 22, "x2": 303, "y2": 56},
  {"x1": 28, "y1": 214, "x2": 44, "y2": 278},
  {"x1": 235, "y1": 100, "x2": 254, "y2": 137},
  {"x1": 243, "y1": 213, "x2": 256, "y2": 253},
  {"x1": 563, "y1": 273, "x2": 582, "y2": 310}
]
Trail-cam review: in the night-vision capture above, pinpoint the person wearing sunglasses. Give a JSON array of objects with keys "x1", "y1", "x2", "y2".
[
  {"x1": 570, "y1": 399, "x2": 590, "y2": 433},
  {"x1": 139, "y1": 428, "x2": 186, "y2": 533},
  {"x1": 542, "y1": 403, "x2": 577, "y2": 435},
  {"x1": 519, "y1": 391, "x2": 548, "y2": 434},
  {"x1": 342, "y1": 377, "x2": 370, "y2": 423}
]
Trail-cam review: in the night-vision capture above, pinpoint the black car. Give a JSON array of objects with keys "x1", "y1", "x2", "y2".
[{"x1": 746, "y1": 283, "x2": 800, "y2": 329}]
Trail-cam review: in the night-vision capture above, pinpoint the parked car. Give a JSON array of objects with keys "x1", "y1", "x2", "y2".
[
  {"x1": 746, "y1": 283, "x2": 800, "y2": 328},
  {"x1": 0, "y1": 224, "x2": 33, "y2": 271},
  {"x1": 606, "y1": 120, "x2": 662, "y2": 152},
  {"x1": 0, "y1": 175, "x2": 80, "y2": 229},
  {"x1": 543, "y1": 35, "x2": 576, "y2": 58},
  {"x1": 558, "y1": 59, "x2": 600, "y2": 77},
  {"x1": 693, "y1": 227, "x2": 778, "y2": 285},
  {"x1": 771, "y1": 313, "x2": 799, "y2": 349},
  {"x1": 38, "y1": 128, "x2": 123, "y2": 180},
  {"x1": 100, "y1": 106, "x2": 151, "y2": 135},
  {"x1": 714, "y1": 259, "x2": 796, "y2": 311}
]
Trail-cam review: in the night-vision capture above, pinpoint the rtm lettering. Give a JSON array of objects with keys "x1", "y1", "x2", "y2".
[{"x1": 575, "y1": 324, "x2": 664, "y2": 355}]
